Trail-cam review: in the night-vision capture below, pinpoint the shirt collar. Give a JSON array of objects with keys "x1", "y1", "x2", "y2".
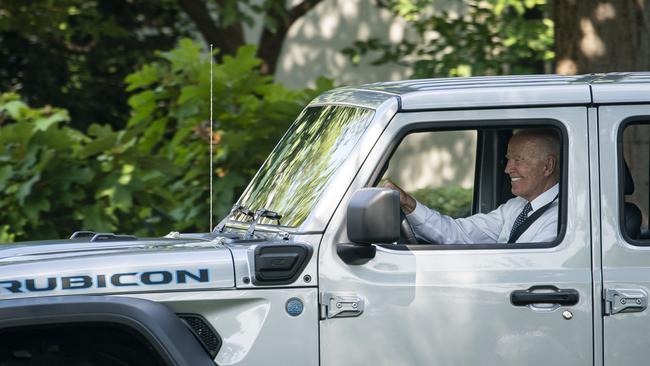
[{"x1": 530, "y1": 183, "x2": 559, "y2": 211}]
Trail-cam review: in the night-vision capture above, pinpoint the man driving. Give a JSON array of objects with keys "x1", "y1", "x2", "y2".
[{"x1": 386, "y1": 128, "x2": 560, "y2": 244}]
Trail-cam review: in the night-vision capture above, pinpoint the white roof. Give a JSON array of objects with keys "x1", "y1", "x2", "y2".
[{"x1": 310, "y1": 73, "x2": 650, "y2": 110}]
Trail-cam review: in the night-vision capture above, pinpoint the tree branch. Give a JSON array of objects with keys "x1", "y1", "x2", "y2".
[
  {"x1": 176, "y1": 0, "x2": 244, "y2": 58},
  {"x1": 257, "y1": 0, "x2": 323, "y2": 75},
  {"x1": 287, "y1": 0, "x2": 323, "y2": 26}
]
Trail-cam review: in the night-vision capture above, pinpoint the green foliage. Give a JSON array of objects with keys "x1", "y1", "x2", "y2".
[
  {"x1": 344, "y1": 0, "x2": 553, "y2": 77},
  {"x1": 124, "y1": 39, "x2": 331, "y2": 232},
  {"x1": 0, "y1": 0, "x2": 186, "y2": 130},
  {"x1": 0, "y1": 226, "x2": 13, "y2": 243},
  {"x1": 0, "y1": 91, "x2": 178, "y2": 240},
  {"x1": 0, "y1": 0, "x2": 323, "y2": 133},
  {"x1": 412, "y1": 186, "x2": 473, "y2": 218},
  {"x1": 0, "y1": 92, "x2": 92, "y2": 240},
  {"x1": 0, "y1": 40, "x2": 330, "y2": 242}
]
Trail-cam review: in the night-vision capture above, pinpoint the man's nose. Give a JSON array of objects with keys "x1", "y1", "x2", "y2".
[{"x1": 504, "y1": 159, "x2": 513, "y2": 174}]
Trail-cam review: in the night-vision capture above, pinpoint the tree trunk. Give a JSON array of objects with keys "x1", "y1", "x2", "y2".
[
  {"x1": 177, "y1": 0, "x2": 245, "y2": 61},
  {"x1": 552, "y1": 0, "x2": 650, "y2": 229},
  {"x1": 257, "y1": 0, "x2": 323, "y2": 75},
  {"x1": 552, "y1": 0, "x2": 650, "y2": 74},
  {"x1": 177, "y1": 0, "x2": 322, "y2": 76}
]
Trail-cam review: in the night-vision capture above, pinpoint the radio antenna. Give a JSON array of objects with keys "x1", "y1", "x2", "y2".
[{"x1": 209, "y1": 43, "x2": 214, "y2": 231}]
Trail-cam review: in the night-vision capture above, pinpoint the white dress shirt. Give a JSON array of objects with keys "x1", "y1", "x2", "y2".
[{"x1": 407, "y1": 184, "x2": 559, "y2": 244}]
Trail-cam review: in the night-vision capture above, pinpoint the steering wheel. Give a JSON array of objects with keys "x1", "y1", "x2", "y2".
[{"x1": 399, "y1": 209, "x2": 418, "y2": 244}]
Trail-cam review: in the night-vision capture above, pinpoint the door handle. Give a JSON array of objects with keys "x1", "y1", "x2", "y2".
[{"x1": 510, "y1": 285, "x2": 579, "y2": 306}]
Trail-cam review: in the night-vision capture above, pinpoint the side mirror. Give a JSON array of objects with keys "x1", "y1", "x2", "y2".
[
  {"x1": 339, "y1": 188, "x2": 400, "y2": 265},
  {"x1": 346, "y1": 188, "x2": 400, "y2": 244}
]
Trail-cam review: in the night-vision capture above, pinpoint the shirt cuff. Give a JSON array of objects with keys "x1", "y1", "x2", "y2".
[{"x1": 406, "y1": 200, "x2": 431, "y2": 227}]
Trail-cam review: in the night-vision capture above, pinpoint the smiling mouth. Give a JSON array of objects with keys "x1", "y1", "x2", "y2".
[{"x1": 511, "y1": 177, "x2": 522, "y2": 182}]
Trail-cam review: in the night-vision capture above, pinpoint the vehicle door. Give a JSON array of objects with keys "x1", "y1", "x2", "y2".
[
  {"x1": 318, "y1": 107, "x2": 593, "y2": 365},
  {"x1": 597, "y1": 104, "x2": 650, "y2": 365}
]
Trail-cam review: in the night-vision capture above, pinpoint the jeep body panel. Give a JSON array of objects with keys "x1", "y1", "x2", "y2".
[
  {"x1": 2, "y1": 72, "x2": 650, "y2": 365},
  {"x1": 227, "y1": 234, "x2": 319, "y2": 288},
  {"x1": 137, "y1": 287, "x2": 319, "y2": 366},
  {"x1": 362, "y1": 74, "x2": 592, "y2": 110},
  {"x1": 318, "y1": 106, "x2": 593, "y2": 365},
  {"x1": 0, "y1": 238, "x2": 235, "y2": 299},
  {"x1": 591, "y1": 72, "x2": 650, "y2": 104},
  {"x1": 597, "y1": 104, "x2": 650, "y2": 365}
]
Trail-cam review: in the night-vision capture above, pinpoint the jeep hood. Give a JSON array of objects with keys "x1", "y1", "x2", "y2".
[{"x1": 0, "y1": 237, "x2": 235, "y2": 300}]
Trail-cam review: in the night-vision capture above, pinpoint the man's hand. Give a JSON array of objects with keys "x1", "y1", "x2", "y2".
[{"x1": 382, "y1": 180, "x2": 417, "y2": 214}]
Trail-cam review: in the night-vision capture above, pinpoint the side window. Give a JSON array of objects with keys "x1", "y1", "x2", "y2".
[
  {"x1": 380, "y1": 125, "x2": 564, "y2": 247},
  {"x1": 383, "y1": 130, "x2": 477, "y2": 218},
  {"x1": 621, "y1": 122, "x2": 650, "y2": 242}
]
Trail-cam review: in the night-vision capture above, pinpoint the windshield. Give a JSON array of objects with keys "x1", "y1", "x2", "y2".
[{"x1": 234, "y1": 105, "x2": 375, "y2": 227}]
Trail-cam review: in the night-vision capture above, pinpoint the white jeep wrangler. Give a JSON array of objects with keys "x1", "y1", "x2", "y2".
[{"x1": 0, "y1": 73, "x2": 649, "y2": 366}]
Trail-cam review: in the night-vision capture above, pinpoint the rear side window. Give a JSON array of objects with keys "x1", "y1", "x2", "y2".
[{"x1": 620, "y1": 122, "x2": 650, "y2": 242}]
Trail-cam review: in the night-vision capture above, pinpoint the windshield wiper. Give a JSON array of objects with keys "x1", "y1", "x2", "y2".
[
  {"x1": 245, "y1": 209, "x2": 283, "y2": 239},
  {"x1": 215, "y1": 204, "x2": 255, "y2": 233}
]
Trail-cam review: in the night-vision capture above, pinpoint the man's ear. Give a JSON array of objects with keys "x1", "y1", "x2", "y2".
[{"x1": 543, "y1": 155, "x2": 557, "y2": 177}]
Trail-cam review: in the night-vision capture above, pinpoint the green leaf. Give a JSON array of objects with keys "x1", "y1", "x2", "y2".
[
  {"x1": 125, "y1": 64, "x2": 161, "y2": 91},
  {"x1": 178, "y1": 85, "x2": 205, "y2": 105},
  {"x1": 2, "y1": 100, "x2": 28, "y2": 119},
  {"x1": 0, "y1": 225, "x2": 15, "y2": 243},
  {"x1": 0, "y1": 166, "x2": 13, "y2": 190},
  {"x1": 16, "y1": 173, "x2": 40, "y2": 205},
  {"x1": 118, "y1": 164, "x2": 134, "y2": 185},
  {"x1": 33, "y1": 110, "x2": 68, "y2": 131},
  {"x1": 139, "y1": 117, "x2": 169, "y2": 153},
  {"x1": 221, "y1": 44, "x2": 261, "y2": 75},
  {"x1": 79, "y1": 205, "x2": 114, "y2": 232},
  {"x1": 23, "y1": 195, "x2": 51, "y2": 222},
  {"x1": 159, "y1": 38, "x2": 203, "y2": 73},
  {"x1": 79, "y1": 133, "x2": 117, "y2": 158},
  {"x1": 113, "y1": 185, "x2": 133, "y2": 211},
  {"x1": 87, "y1": 124, "x2": 114, "y2": 138},
  {"x1": 127, "y1": 90, "x2": 158, "y2": 127},
  {"x1": 0, "y1": 122, "x2": 33, "y2": 147}
]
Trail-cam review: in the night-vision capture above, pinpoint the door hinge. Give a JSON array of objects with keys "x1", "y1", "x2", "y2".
[
  {"x1": 319, "y1": 292, "x2": 364, "y2": 320},
  {"x1": 604, "y1": 288, "x2": 647, "y2": 315}
]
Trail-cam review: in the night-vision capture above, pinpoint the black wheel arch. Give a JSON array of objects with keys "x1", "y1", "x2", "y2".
[{"x1": 0, "y1": 295, "x2": 216, "y2": 366}]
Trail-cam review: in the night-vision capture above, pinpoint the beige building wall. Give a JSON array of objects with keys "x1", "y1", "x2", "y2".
[
  {"x1": 274, "y1": 0, "x2": 410, "y2": 88},
  {"x1": 245, "y1": 0, "x2": 463, "y2": 88},
  {"x1": 384, "y1": 131, "x2": 477, "y2": 192}
]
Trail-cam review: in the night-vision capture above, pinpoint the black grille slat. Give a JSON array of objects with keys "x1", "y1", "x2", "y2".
[{"x1": 177, "y1": 314, "x2": 222, "y2": 358}]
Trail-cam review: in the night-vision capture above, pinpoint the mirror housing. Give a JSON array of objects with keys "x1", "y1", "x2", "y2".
[{"x1": 346, "y1": 188, "x2": 400, "y2": 244}]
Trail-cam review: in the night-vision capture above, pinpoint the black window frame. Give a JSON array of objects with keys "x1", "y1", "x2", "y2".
[{"x1": 617, "y1": 117, "x2": 650, "y2": 246}]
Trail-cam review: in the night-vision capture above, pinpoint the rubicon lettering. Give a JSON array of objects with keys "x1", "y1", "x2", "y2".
[{"x1": 0, "y1": 269, "x2": 210, "y2": 294}]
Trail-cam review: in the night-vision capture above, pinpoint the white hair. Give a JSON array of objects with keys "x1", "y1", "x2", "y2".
[{"x1": 513, "y1": 128, "x2": 560, "y2": 160}]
